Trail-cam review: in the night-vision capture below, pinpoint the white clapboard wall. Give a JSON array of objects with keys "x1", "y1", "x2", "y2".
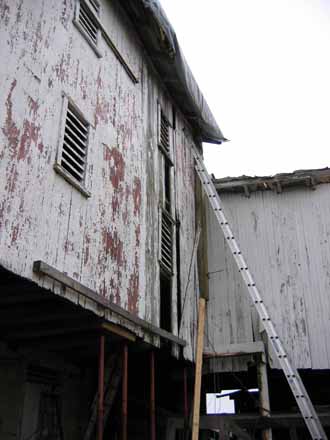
[{"x1": 206, "y1": 183, "x2": 330, "y2": 371}]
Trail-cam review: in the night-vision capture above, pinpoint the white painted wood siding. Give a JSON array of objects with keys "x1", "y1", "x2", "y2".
[
  {"x1": 206, "y1": 184, "x2": 330, "y2": 370},
  {"x1": 0, "y1": 0, "x2": 198, "y2": 359}
]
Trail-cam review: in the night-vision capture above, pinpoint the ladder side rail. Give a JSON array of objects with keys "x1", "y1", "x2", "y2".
[{"x1": 193, "y1": 146, "x2": 327, "y2": 440}]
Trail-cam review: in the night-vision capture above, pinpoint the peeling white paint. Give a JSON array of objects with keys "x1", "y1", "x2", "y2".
[
  {"x1": 0, "y1": 0, "x2": 199, "y2": 359},
  {"x1": 206, "y1": 184, "x2": 330, "y2": 370}
]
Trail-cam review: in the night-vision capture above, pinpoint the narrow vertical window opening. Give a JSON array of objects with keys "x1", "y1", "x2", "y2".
[
  {"x1": 160, "y1": 274, "x2": 172, "y2": 332},
  {"x1": 164, "y1": 160, "x2": 171, "y2": 213}
]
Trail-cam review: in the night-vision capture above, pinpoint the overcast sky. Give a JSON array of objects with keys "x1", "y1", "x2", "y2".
[{"x1": 160, "y1": 0, "x2": 330, "y2": 178}]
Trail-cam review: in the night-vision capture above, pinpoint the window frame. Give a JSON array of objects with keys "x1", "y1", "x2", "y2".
[
  {"x1": 54, "y1": 94, "x2": 91, "y2": 198},
  {"x1": 157, "y1": 103, "x2": 175, "y2": 216},
  {"x1": 73, "y1": 0, "x2": 103, "y2": 58},
  {"x1": 159, "y1": 208, "x2": 175, "y2": 277},
  {"x1": 157, "y1": 103, "x2": 174, "y2": 165},
  {"x1": 158, "y1": 103, "x2": 178, "y2": 334}
]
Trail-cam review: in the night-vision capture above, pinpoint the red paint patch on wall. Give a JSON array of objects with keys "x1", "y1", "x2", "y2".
[
  {"x1": 28, "y1": 96, "x2": 39, "y2": 115},
  {"x1": 112, "y1": 96, "x2": 117, "y2": 127},
  {"x1": 2, "y1": 79, "x2": 20, "y2": 159},
  {"x1": 111, "y1": 195, "x2": 120, "y2": 220},
  {"x1": 125, "y1": 183, "x2": 131, "y2": 202},
  {"x1": 84, "y1": 233, "x2": 90, "y2": 265},
  {"x1": 110, "y1": 277, "x2": 120, "y2": 305},
  {"x1": 132, "y1": 176, "x2": 141, "y2": 216},
  {"x1": 2, "y1": 82, "x2": 42, "y2": 163},
  {"x1": 127, "y1": 257, "x2": 139, "y2": 315},
  {"x1": 94, "y1": 68, "x2": 110, "y2": 127},
  {"x1": 64, "y1": 239, "x2": 74, "y2": 254},
  {"x1": 94, "y1": 97, "x2": 110, "y2": 127},
  {"x1": 11, "y1": 224, "x2": 19, "y2": 244},
  {"x1": 102, "y1": 228, "x2": 124, "y2": 267},
  {"x1": 18, "y1": 120, "x2": 40, "y2": 161},
  {"x1": 5, "y1": 164, "x2": 18, "y2": 195},
  {"x1": 54, "y1": 53, "x2": 70, "y2": 83},
  {"x1": 103, "y1": 145, "x2": 125, "y2": 189},
  {"x1": 135, "y1": 224, "x2": 141, "y2": 247}
]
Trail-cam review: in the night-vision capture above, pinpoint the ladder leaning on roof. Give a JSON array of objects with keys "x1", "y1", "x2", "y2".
[{"x1": 191, "y1": 144, "x2": 328, "y2": 440}]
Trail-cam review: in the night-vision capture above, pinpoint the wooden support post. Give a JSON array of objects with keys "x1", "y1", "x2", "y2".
[
  {"x1": 195, "y1": 178, "x2": 209, "y2": 301},
  {"x1": 257, "y1": 353, "x2": 272, "y2": 440},
  {"x1": 98, "y1": 335, "x2": 105, "y2": 440},
  {"x1": 150, "y1": 351, "x2": 156, "y2": 440},
  {"x1": 192, "y1": 297, "x2": 206, "y2": 440},
  {"x1": 122, "y1": 344, "x2": 128, "y2": 440}
]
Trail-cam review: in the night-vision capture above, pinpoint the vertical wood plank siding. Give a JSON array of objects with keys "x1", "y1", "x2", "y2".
[
  {"x1": 0, "y1": 0, "x2": 198, "y2": 359},
  {"x1": 206, "y1": 185, "x2": 330, "y2": 370}
]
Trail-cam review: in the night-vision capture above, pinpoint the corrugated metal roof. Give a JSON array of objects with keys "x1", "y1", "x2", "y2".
[
  {"x1": 121, "y1": 0, "x2": 226, "y2": 144},
  {"x1": 214, "y1": 168, "x2": 330, "y2": 196}
]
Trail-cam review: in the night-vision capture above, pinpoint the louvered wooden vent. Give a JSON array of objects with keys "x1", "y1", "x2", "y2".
[
  {"x1": 61, "y1": 104, "x2": 88, "y2": 183},
  {"x1": 89, "y1": 0, "x2": 100, "y2": 15},
  {"x1": 79, "y1": 1, "x2": 98, "y2": 45},
  {"x1": 159, "y1": 112, "x2": 170, "y2": 155},
  {"x1": 161, "y1": 212, "x2": 173, "y2": 273}
]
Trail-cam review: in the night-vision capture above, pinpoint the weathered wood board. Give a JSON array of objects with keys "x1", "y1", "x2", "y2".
[
  {"x1": 206, "y1": 184, "x2": 330, "y2": 370},
  {"x1": 0, "y1": 0, "x2": 199, "y2": 360}
]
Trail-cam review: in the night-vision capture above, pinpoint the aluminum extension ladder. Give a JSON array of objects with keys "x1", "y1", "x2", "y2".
[{"x1": 192, "y1": 145, "x2": 327, "y2": 440}]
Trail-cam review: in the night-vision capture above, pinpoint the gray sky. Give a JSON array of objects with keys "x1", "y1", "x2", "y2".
[{"x1": 161, "y1": 0, "x2": 330, "y2": 178}]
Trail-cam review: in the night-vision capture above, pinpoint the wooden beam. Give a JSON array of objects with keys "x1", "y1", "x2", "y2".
[
  {"x1": 195, "y1": 172, "x2": 209, "y2": 300},
  {"x1": 192, "y1": 297, "x2": 206, "y2": 440},
  {"x1": 101, "y1": 323, "x2": 136, "y2": 342},
  {"x1": 203, "y1": 341, "x2": 265, "y2": 358},
  {"x1": 257, "y1": 354, "x2": 272, "y2": 440},
  {"x1": 167, "y1": 412, "x2": 330, "y2": 431},
  {"x1": 34, "y1": 260, "x2": 186, "y2": 346}
]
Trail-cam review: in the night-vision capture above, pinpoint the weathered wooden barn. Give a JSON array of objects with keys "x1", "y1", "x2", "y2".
[
  {"x1": 1, "y1": 1, "x2": 330, "y2": 439},
  {"x1": 202, "y1": 169, "x2": 330, "y2": 439},
  {"x1": 0, "y1": 0, "x2": 225, "y2": 439}
]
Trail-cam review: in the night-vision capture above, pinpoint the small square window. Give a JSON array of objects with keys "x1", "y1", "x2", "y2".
[
  {"x1": 54, "y1": 98, "x2": 91, "y2": 197},
  {"x1": 73, "y1": 0, "x2": 102, "y2": 58}
]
